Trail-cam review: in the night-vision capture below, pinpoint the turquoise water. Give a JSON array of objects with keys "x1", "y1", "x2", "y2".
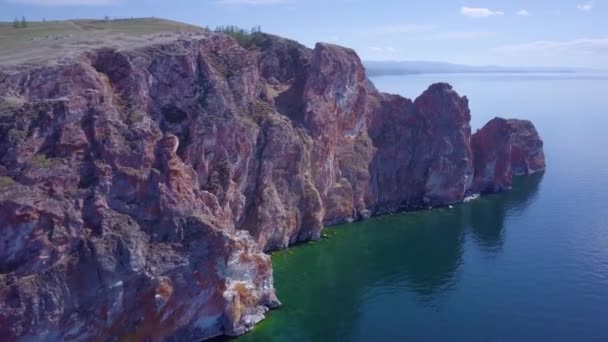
[{"x1": 237, "y1": 74, "x2": 608, "y2": 341}]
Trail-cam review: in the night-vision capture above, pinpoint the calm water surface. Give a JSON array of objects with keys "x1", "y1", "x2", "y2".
[{"x1": 237, "y1": 74, "x2": 608, "y2": 341}]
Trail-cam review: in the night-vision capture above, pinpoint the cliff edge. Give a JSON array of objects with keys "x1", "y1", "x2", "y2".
[{"x1": 0, "y1": 22, "x2": 545, "y2": 340}]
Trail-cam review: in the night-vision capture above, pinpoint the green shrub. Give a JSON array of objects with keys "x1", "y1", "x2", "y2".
[
  {"x1": 120, "y1": 166, "x2": 148, "y2": 178},
  {"x1": 29, "y1": 154, "x2": 58, "y2": 168},
  {"x1": 127, "y1": 110, "x2": 146, "y2": 125},
  {"x1": 0, "y1": 95, "x2": 25, "y2": 117},
  {"x1": 214, "y1": 25, "x2": 262, "y2": 47},
  {"x1": 0, "y1": 176, "x2": 16, "y2": 188},
  {"x1": 7, "y1": 129, "x2": 26, "y2": 141}
]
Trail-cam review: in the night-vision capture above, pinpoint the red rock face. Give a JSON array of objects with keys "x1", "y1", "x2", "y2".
[
  {"x1": 367, "y1": 83, "x2": 474, "y2": 213},
  {"x1": 0, "y1": 35, "x2": 280, "y2": 341},
  {"x1": 471, "y1": 117, "x2": 546, "y2": 194},
  {"x1": 507, "y1": 119, "x2": 546, "y2": 175},
  {"x1": 301, "y1": 43, "x2": 373, "y2": 224},
  {"x1": 0, "y1": 31, "x2": 545, "y2": 340}
]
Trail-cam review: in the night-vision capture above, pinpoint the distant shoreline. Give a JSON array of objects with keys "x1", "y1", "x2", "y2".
[
  {"x1": 366, "y1": 70, "x2": 582, "y2": 77},
  {"x1": 362, "y1": 60, "x2": 604, "y2": 77},
  {"x1": 367, "y1": 71, "x2": 608, "y2": 80}
]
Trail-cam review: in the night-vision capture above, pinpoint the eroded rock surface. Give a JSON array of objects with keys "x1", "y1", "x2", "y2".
[
  {"x1": 0, "y1": 31, "x2": 545, "y2": 340},
  {"x1": 471, "y1": 117, "x2": 546, "y2": 194},
  {"x1": 366, "y1": 83, "x2": 474, "y2": 214}
]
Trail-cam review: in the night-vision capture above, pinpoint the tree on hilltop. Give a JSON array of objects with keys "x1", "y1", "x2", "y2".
[{"x1": 214, "y1": 25, "x2": 264, "y2": 47}]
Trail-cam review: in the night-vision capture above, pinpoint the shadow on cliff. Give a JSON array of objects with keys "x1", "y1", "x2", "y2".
[{"x1": 231, "y1": 172, "x2": 544, "y2": 342}]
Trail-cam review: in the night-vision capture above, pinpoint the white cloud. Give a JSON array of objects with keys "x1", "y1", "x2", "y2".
[
  {"x1": 6, "y1": 0, "x2": 119, "y2": 5},
  {"x1": 368, "y1": 24, "x2": 435, "y2": 35},
  {"x1": 495, "y1": 37, "x2": 608, "y2": 55},
  {"x1": 365, "y1": 24, "x2": 493, "y2": 41},
  {"x1": 216, "y1": 0, "x2": 287, "y2": 5},
  {"x1": 577, "y1": 2, "x2": 593, "y2": 12},
  {"x1": 433, "y1": 31, "x2": 496, "y2": 40},
  {"x1": 369, "y1": 46, "x2": 396, "y2": 53},
  {"x1": 461, "y1": 6, "x2": 504, "y2": 18},
  {"x1": 516, "y1": 9, "x2": 531, "y2": 16}
]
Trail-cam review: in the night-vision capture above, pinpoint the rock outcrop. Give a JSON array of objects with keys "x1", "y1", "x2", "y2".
[
  {"x1": 366, "y1": 83, "x2": 474, "y2": 214},
  {"x1": 0, "y1": 30, "x2": 545, "y2": 341},
  {"x1": 470, "y1": 117, "x2": 546, "y2": 194}
]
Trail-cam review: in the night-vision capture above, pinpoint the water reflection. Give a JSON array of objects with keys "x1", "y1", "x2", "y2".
[
  {"x1": 468, "y1": 173, "x2": 543, "y2": 254},
  {"x1": 235, "y1": 172, "x2": 544, "y2": 342}
]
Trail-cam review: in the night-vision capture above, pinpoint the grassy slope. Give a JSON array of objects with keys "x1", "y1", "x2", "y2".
[
  {"x1": 0, "y1": 18, "x2": 206, "y2": 66},
  {"x1": 0, "y1": 17, "x2": 202, "y2": 45}
]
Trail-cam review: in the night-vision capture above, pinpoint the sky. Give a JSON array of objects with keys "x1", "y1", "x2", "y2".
[{"x1": 2, "y1": 0, "x2": 607, "y2": 68}]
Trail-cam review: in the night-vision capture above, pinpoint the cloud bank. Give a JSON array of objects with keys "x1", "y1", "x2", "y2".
[
  {"x1": 461, "y1": 6, "x2": 504, "y2": 18},
  {"x1": 6, "y1": 0, "x2": 119, "y2": 5},
  {"x1": 577, "y1": 2, "x2": 593, "y2": 12},
  {"x1": 495, "y1": 37, "x2": 608, "y2": 55},
  {"x1": 215, "y1": 0, "x2": 287, "y2": 5}
]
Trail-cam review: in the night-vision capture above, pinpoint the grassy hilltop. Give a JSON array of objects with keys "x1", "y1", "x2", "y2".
[{"x1": 0, "y1": 18, "x2": 206, "y2": 66}]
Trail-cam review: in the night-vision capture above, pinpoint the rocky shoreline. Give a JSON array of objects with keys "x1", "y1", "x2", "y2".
[{"x1": 0, "y1": 29, "x2": 545, "y2": 341}]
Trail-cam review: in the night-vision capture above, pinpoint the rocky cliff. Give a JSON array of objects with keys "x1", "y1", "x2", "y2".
[{"x1": 0, "y1": 30, "x2": 545, "y2": 341}]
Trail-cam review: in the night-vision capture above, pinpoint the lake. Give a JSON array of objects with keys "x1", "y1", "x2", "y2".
[{"x1": 236, "y1": 73, "x2": 608, "y2": 341}]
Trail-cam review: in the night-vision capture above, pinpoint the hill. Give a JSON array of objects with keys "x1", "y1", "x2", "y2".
[
  {"x1": 364, "y1": 60, "x2": 582, "y2": 76},
  {"x1": 0, "y1": 18, "x2": 206, "y2": 66}
]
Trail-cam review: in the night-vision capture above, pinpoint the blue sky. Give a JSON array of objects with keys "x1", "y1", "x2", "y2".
[{"x1": 2, "y1": 0, "x2": 607, "y2": 68}]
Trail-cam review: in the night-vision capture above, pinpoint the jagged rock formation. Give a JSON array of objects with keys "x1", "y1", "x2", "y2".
[
  {"x1": 366, "y1": 83, "x2": 475, "y2": 214},
  {"x1": 471, "y1": 117, "x2": 546, "y2": 194},
  {"x1": 0, "y1": 30, "x2": 545, "y2": 341}
]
